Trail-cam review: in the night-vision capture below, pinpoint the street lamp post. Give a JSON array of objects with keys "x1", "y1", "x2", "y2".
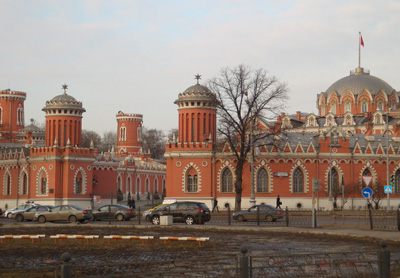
[
  {"x1": 386, "y1": 110, "x2": 391, "y2": 209},
  {"x1": 249, "y1": 115, "x2": 256, "y2": 206},
  {"x1": 329, "y1": 131, "x2": 333, "y2": 205}
]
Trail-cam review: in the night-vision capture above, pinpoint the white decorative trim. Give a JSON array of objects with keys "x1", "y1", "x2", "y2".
[
  {"x1": 324, "y1": 163, "x2": 344, "y2": 193},
  {"x1": 36, "y1": 167, "x2": 49, "y2": 196},
  {"x1": 289, "y1": 160, "x2": 309, "y2": 193},
  {"x1": 254, "y1": 164, "x2": 274, "y2": 193},
  {"x1": 3, "y1": 169, "x2": 12, "y2": 196},
  {"x1": 18, "y1": 168, "x2": 29, "y2": 195},
  {"x1": 176, "y1": 161, "x2": 182, "y2": 167},
  {"x1": 73, "y1": 167, "x2": 87, "y2": 195},
  {"x1": 49, "y1": 164, "x2": 53, "y2": 170},
  {"x1": 32, "y1": 165, "x2": 37, "y2": 171},
  {"x1": 70, "y1": 164, "x2": 75, "y2": 170},
  {"x1": 202, "y1": 161, "x2": 208, "y2": 167},
  {"x1": 217, "y1": 163, "x2": 236, "y2": 193},
  {"x1": 87, "y1": 165, "x2": 92, "y2": 171}
]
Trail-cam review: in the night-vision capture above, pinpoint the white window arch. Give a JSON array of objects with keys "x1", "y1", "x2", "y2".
[
  {"x1": 361, "y1": 102, "x2": 368, "y2": 113},
  {"x1": 119, "y1": 125, "x2": 127, "y2": 141}
]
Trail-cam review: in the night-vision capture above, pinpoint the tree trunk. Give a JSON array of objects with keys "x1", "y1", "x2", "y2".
[{"x1": 234, "y1": 159, "x2": 245, "y2": 211}]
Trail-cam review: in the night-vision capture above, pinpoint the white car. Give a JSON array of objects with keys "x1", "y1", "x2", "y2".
[{"x1": 4, "y1": 203, "x2": 39, "y2": 218}]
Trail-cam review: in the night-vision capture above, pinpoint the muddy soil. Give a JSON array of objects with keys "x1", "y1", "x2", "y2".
[{"x1": 0, "y1": 225, "x2": 391, "y2": 270}]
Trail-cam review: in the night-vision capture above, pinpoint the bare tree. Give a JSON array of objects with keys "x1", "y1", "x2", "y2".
[
  {"x1": 332, "y1": 183, "x2": 354, "y2": 209},
  {"x1": 81, "y1": 130, "x2": 102, "y2": 148},
  {"x1": 101, "y1": 130, "x2": 117, "y2": 152},
  {"x1": 142, "y1": 127, "x2": 165, "y2": 159},
  {"x1": 208, "y1": 64, "x2": 288, "y2": 211}
]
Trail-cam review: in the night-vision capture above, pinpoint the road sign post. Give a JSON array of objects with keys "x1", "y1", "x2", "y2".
[{"x1": 312, "y1": 178, "x2": 320, "y2": 228}]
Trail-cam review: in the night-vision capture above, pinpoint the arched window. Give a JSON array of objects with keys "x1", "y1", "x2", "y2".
[
  {"x1": 222, "y1": 168, "x2": 233, "y2": 192},
  {"x1": 395, "y1": 170, "x2": 400, "y2": 194},
  {"x1": 75, "y1": 172, "x2": 83, "y2": 194},
  {"x1": 5, "y1": 173, "x2": 11, "y2": 196},
  {"x1": 21, "y1": 172, "x2": 28, "y2": 195},
  {"x1": 117, "y1": 176, "x2": 121, "y2": 190},
  {"x1": 344, "y1": 102, "x2": 351, "y2": 112},
  {"x1": 321, "y1": 106, "x2": 325, "y2": 116},
  {"x1": 154, "y1": 179, "x2": 158, "y2": 193},
  {"x1": 391, "y1": 102, "x2": 396, "y2": 110},
  {"x1": 137, "y1": 127, "x2": 142, "y2": 142},
  {"x1": 328, "y1": 168, "x2": 339, "y2": 194},
  {"x1": 0, "y1": 106, "x2": 3, "y2": 124},
  {"x1": 136, "y1": 177, "x2": 141, "y2": 194},
  {"x1": 257, "y1": 168, "x2": 268, "y2": 192},
  {"x1": 187, "y1": 175, "x2": 198, "y2": 192},
  {"x1": 377, "y1": 102, "x2": 384, "y2": 111},
  {"x1": 126, "y1": 176, "x2": 131, "y2": 195},
  {"x1": 120, "y1": 126, "x2": 127, "y2": 141},
  {"x1": 330, "y1": 102, "x2": 336, "y2": 114},
  {"x1": 293, "y1": 168, "x2": 304, "y2": 193},
  {"x1": 361, "y1": 101, "x2": 368, "y2": 113},
  {"x1": 145, "y1": 178, "x2": 149, "y2": 192},
  {"x1": 40, "y1": 173, "x2": 47, "y2": 195}
]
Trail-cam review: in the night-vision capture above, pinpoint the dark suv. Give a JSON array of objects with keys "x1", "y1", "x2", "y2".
[{"x1": 148, "y1": 201, "x2": 211, "y2": 225}]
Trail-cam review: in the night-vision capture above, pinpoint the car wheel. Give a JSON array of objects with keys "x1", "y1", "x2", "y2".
[
  {"x1": 38, "y1": 215, "x2": 46, "y2": 224},
  {"x1": 7, "y1": 213, "x2": 12, "y2": 219},
  {"x1": 151, "y1": 215, "x2": 160, "y2": 225},
  {"x1": 116, "y1": 214, "x2": 124, "y2": 221},
  {"x1": 90, "y1": 215, "x2": 95, "y2": 221},
  {"x1": 185, "y1": 215, "x2": 195, "y2": 225},
  {"x1": 16, "y1": 214, "x2": 24, "y2": 222},
  {"x1": 266, "y1": 215, "x2": 274, "y2": 222},
  {"x1": 237, "y1": 215, "x2": 245, "y2": 222},
  {"x1": 69, "y1": 215, "x2": 77, "y2": 223}
]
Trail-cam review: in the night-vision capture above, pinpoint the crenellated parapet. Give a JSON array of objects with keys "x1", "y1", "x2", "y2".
[
  {"x1": 116, "y1": 112, "x2": 143, "y2": 121},
  {"x1": 30, "y1": 146, "x2": 96, "y2": 157},
  {"x1": 0, "y1": 89, "x2": 27, "y2": 100}
]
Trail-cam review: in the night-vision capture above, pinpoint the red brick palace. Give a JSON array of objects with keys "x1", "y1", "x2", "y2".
[
  {"x1": 0, "y1": 85, "x2": 166, "y2": 210},
  {"x1": 165, "y1": 66, "x2": 400, "y2": 210}
]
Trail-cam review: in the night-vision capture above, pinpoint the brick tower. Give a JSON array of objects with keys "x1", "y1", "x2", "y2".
[
  {"x1": 165, "y1": 75, "x2": 217, "y2": 202},
  {"x1": 116, "y1": 112, "x2": 143, "y2": 156},
  {"x1": 0, "y1": 89, "x2": 27, "y2": 141}
]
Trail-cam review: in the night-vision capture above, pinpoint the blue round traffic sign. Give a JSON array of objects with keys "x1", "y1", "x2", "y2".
[{"x1": 362, "y1": 187, "x2": 373, "y2": 198}]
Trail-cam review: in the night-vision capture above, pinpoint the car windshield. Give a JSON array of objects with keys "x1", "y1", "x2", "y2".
[
  {"x1": 154, "y1": 204, "x2": 168, "y2": 211},
  {"x1": 15, "y1": 204, "x2": 26, "y2": 210}
]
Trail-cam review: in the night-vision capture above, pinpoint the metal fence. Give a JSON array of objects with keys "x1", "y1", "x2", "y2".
[{"x1": 2, "y1": 241, "x2": 398, "y2": 278}]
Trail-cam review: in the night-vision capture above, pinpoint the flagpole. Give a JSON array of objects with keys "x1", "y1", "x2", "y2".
[{"x1": 358, "y1": 32, "x2": 361, "y2": 68}]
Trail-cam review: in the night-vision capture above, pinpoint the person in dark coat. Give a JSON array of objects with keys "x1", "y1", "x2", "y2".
[
  {"x1": 128, "y1": 197, "x2": 135, "y2": 209},
  {"x1": 276, "y1": 195, "x2": 282, "y2": 209},
  {"x1": 212, "y1": 197, "x2": 219, "y2": 213}
]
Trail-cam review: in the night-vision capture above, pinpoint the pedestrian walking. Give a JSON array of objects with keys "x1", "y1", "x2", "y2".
[
  {"x1": 212, "y1": 197, "x2": 219, "y2": 213},
  {"x1": 276, "y1": 195, "x2": 282, "y2": 209},
  {"x1": 128, "y1": 197, "x2": 135, "y2": 209}
]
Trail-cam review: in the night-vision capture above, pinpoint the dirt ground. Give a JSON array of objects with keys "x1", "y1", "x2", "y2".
[{"x1": 0, "y1": 225, "x2": 395, "y2": 271}]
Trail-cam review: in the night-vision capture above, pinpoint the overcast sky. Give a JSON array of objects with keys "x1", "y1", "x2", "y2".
[{"x1": 1, "y1": 0, "x2": 400, "y2": 135}]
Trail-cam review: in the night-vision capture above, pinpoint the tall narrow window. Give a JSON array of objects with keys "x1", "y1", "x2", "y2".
[
  {"x1": 145, "y1": 178, "x2": 149, "y2": 192},
  {"x1": 378, "y1": 102, "x2": 384, "y2": 111},
  {"x1": 328, "y1": 169, "x2": 339, "y2": 194},
  {"x1": 75, "y1": 172, "x2": 83, "y2": 194},
  {"x1": 344, "y1": 102, "x2": 351, "y2": 112},
  {"x1": 187, "y1": 175, "x2": 198, "y2": 192},
  {"x1": 136, "y1": 177, "x2": 141, "y2": 194},
  {"x1": 40, "y1": 173, "x2": 47, "y2": 195},
  {"x1": 361, "y1": 102, "x2": 368, "y2": 113},
  {"x1": 222, "y1": 168, "x2": 233, "y2": 192},
  {"x1": 0, "y1": 106, "x2": 3, "y2": 124},
  {"x1": 6, "y1": 174, "x2": 11, "y2": 195},
  {"x1": 154, "y1": 179, "x2": 158, "y2": 193},
  {"x1": 330, "y1": 102, "x2": 336, "y2": 114},
  {"x1": 137, "y1": 127, "x2": 142, "y2": 142},
  {"x1": 257, "y1": 168, "x2": 268, "y2": 192},
  {"x1": 192, "y1": 117, "x2": 195, "y2": 142},
  {"x1": 120, "y1": 126, "x2": 127, "y2": 141},
  {"x1": 293, "y1": 168, "x2": 304, "y2": 193},
  {"x1": 22, "y1": 173, "x2": 28, "y2": 195}
]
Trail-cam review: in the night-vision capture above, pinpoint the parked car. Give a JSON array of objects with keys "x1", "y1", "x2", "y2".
[
  {"x1": 148, "y1": 201, "x2": 211, "y2": 225},
  {"x1": 12, "y1": 206, "x2": 53, "y2": 222},
  {"x1": 92, "y1": 204, "x2": 135, "y2": 221},
  {"x1": 4, "y1": 203, "x2": 39, "y2": 218},
  {"x1": 143, "y1": 203, "x2": 172, "y2": 220},
  {"x1": 232, "y1": 204, "x2": 283, "y2": 222},
  {"x1": 34, "y1": 205, "x2": 93, "y2": 223}
]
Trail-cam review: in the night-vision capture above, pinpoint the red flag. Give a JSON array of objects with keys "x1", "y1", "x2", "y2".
[{"x1": 360, "y1": 35, "x2": 364, "y2": 47}]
